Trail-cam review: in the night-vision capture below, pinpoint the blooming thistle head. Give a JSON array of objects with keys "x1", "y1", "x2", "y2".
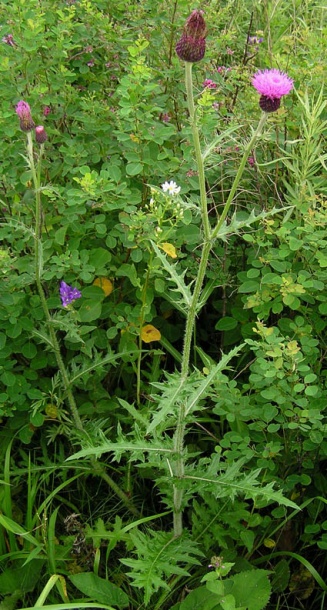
[
  {"x1": 252, "y1": 68, "x2": 293, "y2": 112},
  {"x1": 15, "y1": 100, "x2": 35, "y2": 132},
  {"x1": 175, "y1": 10, "x2": 207, "y2": 63},
  {"x1": 35, "y1": 125, "x2": 48, "y2": 144},
  {"x1": 59, "y1": 281, "x2": 82, "y2": 307}
]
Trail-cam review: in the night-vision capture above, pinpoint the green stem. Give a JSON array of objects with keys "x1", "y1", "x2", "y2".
[
  {"x1": 185, "y1": 62, "x2": 211, "y2": 242},
  {"x1": 136, "y1": 257, "x2": 152, "y2": 406},
  {"x1": 172, "y1": 63, "x2": 212, "y2": 537},
  {"x1": 211, "y1": 112, "x2": 268, "y2": 241},
  {"x1": 26, "y1": 132, "x2": 139, "y2": 517},
  {"x1": 27, "y1": 133, "x2": 84, "y2": 432}
]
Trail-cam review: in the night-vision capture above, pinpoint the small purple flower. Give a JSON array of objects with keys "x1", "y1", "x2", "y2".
[
  {"x1": 248, "y1": 156, "x2": 255, "y2": 167},
  {"x1": 252, "y1": 68, "x2": 293, "y2": 112},
  {"x1": 60, "y1": 281, "x2": 82, "y2": 307},
  {"x1": 203, "y1": 79, "x2": 217, "y2": 89},
  {"x1": 43, "y1": 106, "x2": 51, "y2": 117},
  {"x1": 15, "y1": 100, "x2": 35, "y2": 132},
  {"x1": 248, "y1": 36, "x2": 264, "y2": 45}
]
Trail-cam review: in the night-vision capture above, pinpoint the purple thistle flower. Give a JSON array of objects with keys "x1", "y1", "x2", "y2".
[
  {"x1": 175, "y1": 10, "x2": 207, "y2": 63},
  {"x1": 15, "y1": 100, "x2": 35, "y2": 132},
  {"x1": 60, "y1": 281, "x2": 82, "y2": 307},
  {"x1": 252, "y1": 68, "x2": 293, "y2": 112}
]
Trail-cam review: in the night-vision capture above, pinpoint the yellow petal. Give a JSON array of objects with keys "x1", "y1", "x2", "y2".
[
  {"x1": 93, "y1": 277, "x2": 113, "y2": 296},
  {"x1": 141, "y1": 324, "x2": 161, "y2": 343},
  {"x1": 159, "y1": 242, "x2": 177, "y2": 259}
]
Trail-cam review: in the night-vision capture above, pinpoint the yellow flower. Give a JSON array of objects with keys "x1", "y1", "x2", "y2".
[
  {"x1": 159, "y1": 242, "x2": 177, "y2": 258},
  {"x1": 140, "y1": 324, "x2": 161, "y2": 343},
  {"x1": 93, "y1": 277, "x2": 113, "y2": 296}
]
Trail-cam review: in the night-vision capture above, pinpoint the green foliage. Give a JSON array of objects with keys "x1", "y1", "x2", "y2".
[
  {"x1": 0, "y1": 1, "x2": 326, "y2": 609},
  {"x1": 172, "y1": 568, "x2": 271, "y2": 610},
  {"x1": 69, "y1": 573, "x2": 129, "y2": 608},
  {"x1": 121, "y1": 530, "x2": 203, "y2": 606}
]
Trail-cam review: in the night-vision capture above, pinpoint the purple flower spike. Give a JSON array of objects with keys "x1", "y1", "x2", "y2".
[
  {"x1": 252, "y1": 68, "x2": 293, "y2": 113},
  {"x1": 15, "y1": 100, "x2": 35, "y2": 132},
  {"x1": 60, "y1": 281, "x2": 82, "y2": 307}
]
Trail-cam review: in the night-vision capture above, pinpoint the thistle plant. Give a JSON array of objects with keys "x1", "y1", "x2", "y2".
[
  {"x1": 171, "y1": 16, "x2": 294, "y2": 538},
  {"x1": 66, "y1": 11, "x2": 297, "y2": 603},
  {"x1": 15, "y1": 102, "x2": 139, "y2": 517}
]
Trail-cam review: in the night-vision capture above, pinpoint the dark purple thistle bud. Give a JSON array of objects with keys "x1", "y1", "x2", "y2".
[
  {"x1": 35, "y1": 125, "x2": 48, "y2": 144},
  {"x1": 175, "y1": 10, "x2": 207, "y2": 63},
  {"x1": 15, "y1": 100, "x2": 35, "y2": 132}
]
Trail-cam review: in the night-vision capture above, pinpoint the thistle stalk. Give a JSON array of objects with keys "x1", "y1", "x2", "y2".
[
  {"x1": 172, "y1": 61, "x2": 212, "y2": 537},
  {"x1": 25, "y1": 130, "x2": 139, "y2": 517}
]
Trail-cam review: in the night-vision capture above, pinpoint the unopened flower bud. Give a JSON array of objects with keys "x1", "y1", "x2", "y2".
[
  {"x1": 15, "y1": 100, "x2": 35, "y2": 132},
  {"x1": 35, "y1": 125, "x2": 48, "y2": 144},
  {"x1": 175, "y1": 10, "x2": 207, "y2": 63}
]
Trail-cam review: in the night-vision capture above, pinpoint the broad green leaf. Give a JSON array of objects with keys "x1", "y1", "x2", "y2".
[{"x1": 69, "y1": 573, "x2": 128, "y2": 608}]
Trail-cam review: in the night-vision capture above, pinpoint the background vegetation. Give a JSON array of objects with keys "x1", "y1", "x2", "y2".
[{"x1": 0, "y1": 1, "x2": 326, "y2": 609}]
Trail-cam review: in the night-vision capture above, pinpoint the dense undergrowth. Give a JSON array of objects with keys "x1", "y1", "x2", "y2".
[{"x1": 0, "y1": 1, "x2": 326, "y2": 609}]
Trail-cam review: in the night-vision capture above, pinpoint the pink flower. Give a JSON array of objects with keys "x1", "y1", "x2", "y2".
[
  {"x1": 203, "y1": 79, "x2": 217, "y2": 89},
  {"x1": 252, "y1": 68, "x2": 293, "y2": 112},
  {"x1": 43, "y1": 106, "x2": 51, "y2": 116},
  {"x1": 252, "y1": 69, "x2": 293, "y2": 99}
]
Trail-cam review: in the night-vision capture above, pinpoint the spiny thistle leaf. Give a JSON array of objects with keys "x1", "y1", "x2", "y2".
[
  {"x1": 146, "y1": 345, "x2": 243, "y2": 435},
  {"x1": 151, "y1": 241, "x2": 193, "y2": 311},
  {"x1": 214, "y1": 206, "x2": 291, "y2": 242},
  {"x1": 120, "y1": 530, "x2": 203, "y2": 606},
  {"x1": 183, "y1": 461, "x2": 298, "y2": 510}
]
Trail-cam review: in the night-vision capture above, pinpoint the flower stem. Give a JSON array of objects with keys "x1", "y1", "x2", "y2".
[
  {"x1": 26, "y1": 133, "x2": 139, "y2": 517},
  {"x1": 211, "y1": 113, "x2": 268, "y2": 241},
  {"x1": 172, "y1": 62, "x2": 212, "y2": 537}
]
